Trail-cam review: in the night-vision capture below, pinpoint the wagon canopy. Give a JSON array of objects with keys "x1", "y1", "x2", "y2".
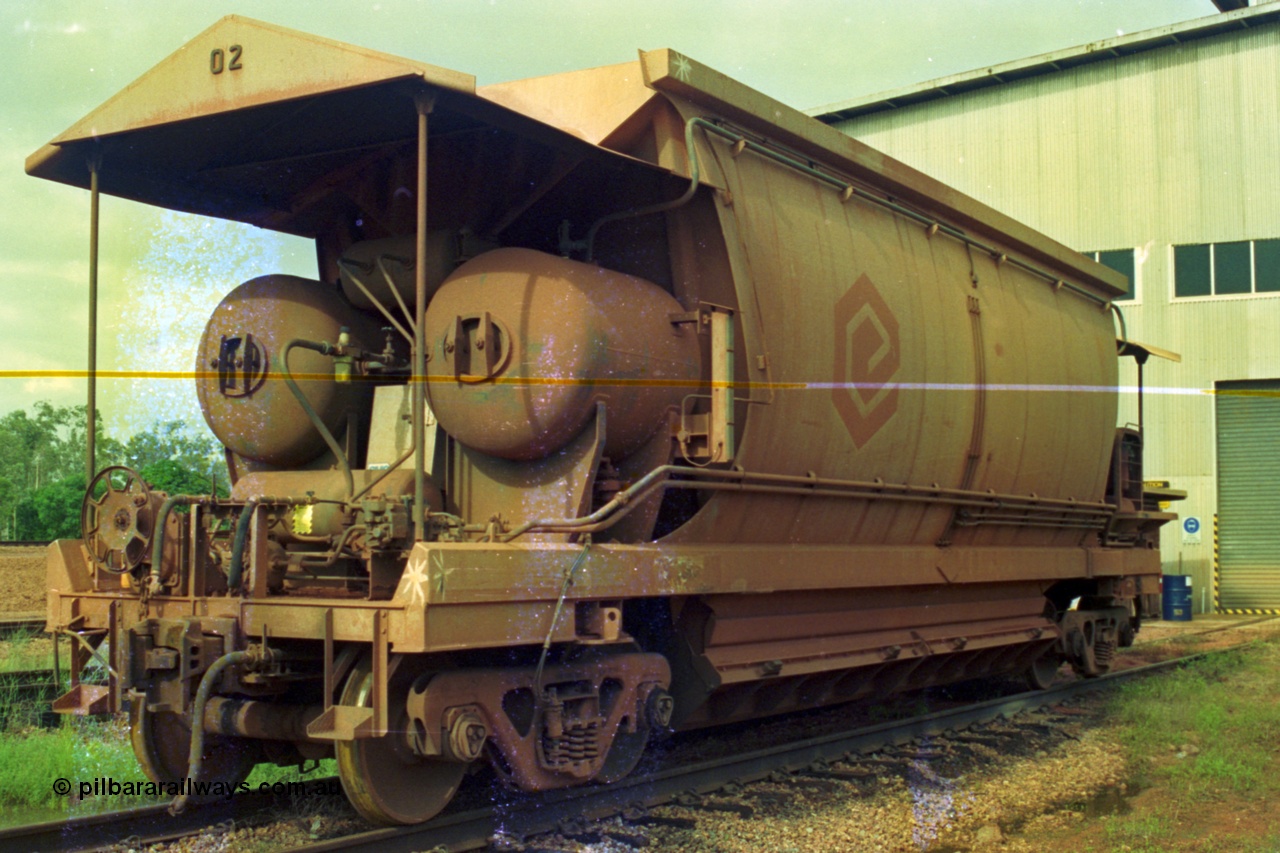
[{"x1": 25, "y1": 15, "x2": 677, "y2": 239}]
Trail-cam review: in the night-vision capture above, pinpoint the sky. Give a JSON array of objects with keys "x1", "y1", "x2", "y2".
[{"x1": 1, "y1": 0, "x2": 1219, "y2": 438}]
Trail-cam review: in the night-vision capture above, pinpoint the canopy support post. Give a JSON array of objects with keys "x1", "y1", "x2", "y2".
[
  {"x1": 413, "y1": 91, "x2": 435, "y2": 542},
  {"x1": 87, "y1": 151, "x2": 101, "y2": 483}
]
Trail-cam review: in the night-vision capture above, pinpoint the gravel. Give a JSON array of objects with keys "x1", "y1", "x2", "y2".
[{"x1": 642, "y1": 711, "x2": 1128, "y2": 852}]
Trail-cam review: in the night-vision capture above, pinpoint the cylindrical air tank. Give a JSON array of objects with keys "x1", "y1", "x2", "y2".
[
  {"x1": 196, "y1": 275, "x2": 380, "y2": 467},
  {"x1": 423, "y1": 248, "x2": 701, "y2": 462}
]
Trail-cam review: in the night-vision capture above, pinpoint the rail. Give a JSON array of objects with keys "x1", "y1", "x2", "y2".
[
  {"x1": 0, "y1": 614, "x2": 45, "y2": 639},
  {"x1": 287, "y1": 642, "x2": 1259, "y2": 853}
]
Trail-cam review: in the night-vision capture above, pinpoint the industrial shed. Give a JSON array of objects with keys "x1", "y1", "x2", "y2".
[{"x1": 810, "y1": 2, "x2": 1280, "y2": 615}]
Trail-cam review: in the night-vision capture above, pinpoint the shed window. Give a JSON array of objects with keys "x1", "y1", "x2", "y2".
[
  {"x1": 1174, "y1": 239, "x2": 1280, "y2": 299},
  {"x1": 1174, "y1": 245, "x2": 1211, "y2": 297},
  {"x1": 1214, "y1": 241, "x2": 1251, "y2": 295},
  {"x1": 1082, "y1": 249, "x2": 1137, "y2": 301},
  {"x1": 1255, "y1": 240, "x2": 1280, "y2": 292}
]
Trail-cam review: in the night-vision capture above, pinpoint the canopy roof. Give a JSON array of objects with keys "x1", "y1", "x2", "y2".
[{"x1": 25, "y1": 16, "x2": 670, "y2": 238}]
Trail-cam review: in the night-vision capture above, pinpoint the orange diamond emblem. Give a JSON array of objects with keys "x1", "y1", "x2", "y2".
[{"x1": 832, "y1": 274, "x2": 899, "y2": 448}]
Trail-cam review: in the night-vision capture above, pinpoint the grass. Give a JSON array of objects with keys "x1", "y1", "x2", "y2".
[
  {"x1": 0, "y1": 630, "x2": 60, "y2": 673},
  {"x1": 0, "y1": 713, "x2": 340, "y2": 812},
  {"x1": 0, "y1": 706, "x2": 338, "y2": 813},
  {"x1": 0, "y1": 717, "x2": 146, "y2": 811},
  {"x1": 0, "y1": 630, "x2": 343, "y2": 819},
  {"x1": 1084, "y1": 638, "x2": 1280, "y2": 852},
  {"x1": 1109, "y1": 643, "x2": 1280, "y2": 801},
  {"x1": 1102, "y1": 813, "x2": 1173, "y2": 852}
]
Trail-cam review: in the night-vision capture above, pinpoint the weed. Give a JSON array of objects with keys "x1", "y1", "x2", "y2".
[
  {"x1": 1192, "y1": 702, "x2": 1227, "y2": 737},
  {"x1": 245, "y1": 758, "x2": 338, "y2": 791},
  {"x1": 1103, "y1": 812, "x2": 1171, "y2": 846},
  {"x1": 0, "y1": 632, "x2": 56, "y2": 673}
]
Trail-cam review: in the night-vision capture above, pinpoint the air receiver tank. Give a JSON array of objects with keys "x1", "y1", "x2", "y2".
[
  {"x1": 424, "y1": 248, "x2": 701, "y2": 462},
  {"x1": 196, "y1": 275, "x2": 379, "y2": 467}
]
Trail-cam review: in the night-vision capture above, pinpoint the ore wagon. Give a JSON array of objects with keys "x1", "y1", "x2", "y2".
[{"x1": 30, "y1": 16, "x2": 1178, "y2": 824}]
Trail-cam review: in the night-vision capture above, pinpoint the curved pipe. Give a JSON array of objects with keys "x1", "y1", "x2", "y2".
[
  {"x1": 501, "y1": 464, "x2": 675, "y2": 541},
  {"x1": 226, "y1": 499, "x2": 260, "y2": 592},
  {"x1": 169, "y1": 649, "x2": 250, "y2": 815},
  {"x1": 501, "y1": 464, "x2": 1118, "y2": 542},
  {"x1": 1111, "y1": 302, "x2": 1129, "y2": 345},
  {"x1": 226, "y1": 496, "x2": 311, "y2": 592},
  {"x1": 584, "y1": 116, "x2": 708, "y2": 261},
  {"x1": 148, "y1": 495, "x2": 206, "y2": 596},
  {"x1": 295, "y1": 524, "x2": 366, "y2": 570},
  {"x1": 277, "y1": 338, "x2": 354, "y2": 501}
]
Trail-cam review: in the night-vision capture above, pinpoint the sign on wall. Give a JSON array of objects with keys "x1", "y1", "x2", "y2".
[{"x1": 1182, "y1": 516, "x2": 1202, "y2": 545}]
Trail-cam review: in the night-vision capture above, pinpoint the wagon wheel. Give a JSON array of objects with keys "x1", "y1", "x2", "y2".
[
  {"x1": 82, "y1": 466, "x2": 155, "y2": 574},
  {"x1": 594, "y1": 726, "x2": 649, "y2": 784},
  {"x1": 130, "y1": 701, "x2": 259, "y2": 788},
  {"x1": 336, "y1": 655, "x2": 468, "y2": 825},
  {"x1": 1025, "y1": 652, "x2": 1062, "y2": 690}
]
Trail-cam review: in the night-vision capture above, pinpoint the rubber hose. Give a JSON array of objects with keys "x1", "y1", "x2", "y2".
[{"x1": 168, "y1": 649, "x2": 250, "y2": 815}]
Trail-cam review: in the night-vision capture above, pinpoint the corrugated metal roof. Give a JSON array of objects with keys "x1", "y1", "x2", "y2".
[{"x1": 808, "y1": 4, "x2": 1280, "y2": 123}]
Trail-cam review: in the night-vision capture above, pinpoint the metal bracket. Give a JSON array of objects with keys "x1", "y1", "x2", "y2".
[
  {"x1": 215, "y1": 333, "x2": 265, "y2": 397},
  {"x1": 305, "y1": 610, "x2": 392, "y2": 741},
  {"x1": 672, "y1": 303, "x2": 735, "y2": 464}
]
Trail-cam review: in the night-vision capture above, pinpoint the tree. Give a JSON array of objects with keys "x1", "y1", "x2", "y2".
[
  {"x1": 0, "y1": 402, "x2": 123, "y2": 488},
  {"x1": 0, "y1": 405, "x2": 223, "y2": 539},
  {"x1": 14, "y1": 475, "x2": 86, "y2": 541},
  {"x1": 0, "y1": 403, "x2": 121, "y2": 538},
  {"x1": 140, "y1": 458, "x2": 228, "y2": 499},
  {"x1": 124, "y1": 420, "x2": 221, "y2": 474}
]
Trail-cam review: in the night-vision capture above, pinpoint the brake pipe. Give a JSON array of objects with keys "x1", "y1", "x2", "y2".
[
  {"x1": 277, "y1": 338, "x2": 355, "y2": 501},
  {"x1": 148, "y1": 495, "x2": 207, "y2": 597},
  {"x1": 169, "y1": 644, "x2": 277, "y2": 815},
  {"x1": 226, "y1": 496, "x2": 313, "y2": 592}
]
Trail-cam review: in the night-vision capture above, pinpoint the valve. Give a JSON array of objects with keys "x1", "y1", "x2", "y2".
[{"x1": 333, "y1": 326, "x2": 354, "y2": 382}]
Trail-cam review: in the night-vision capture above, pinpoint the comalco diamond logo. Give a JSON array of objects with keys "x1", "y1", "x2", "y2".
[{"x1": 832, "y1": 273, "x2": 900, "y2": 448}]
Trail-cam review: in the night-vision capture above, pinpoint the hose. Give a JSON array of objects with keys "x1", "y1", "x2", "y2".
[
  {"x1": 226, "y1": 496, "x2": 311, "y2": 592},
  {"x1": 584, "y1": 116, "x2": 707, "y2": 261},
  {"x1": 532, "y1": 541, "x2": 592, "y2": 697},
  {"x1": 277, "y1": 339, "x2": 354, "y2": 501},
  {"x1": 168, "y1": 649, "x2": 250, "y2": 815},
  {"x1": 148, "y1": 495, "x2": 205, "y2": 596}
]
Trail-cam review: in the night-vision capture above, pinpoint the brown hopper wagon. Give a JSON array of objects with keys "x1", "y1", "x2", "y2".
[{"x1": 30, "y1": 16, "x2": 1180, "y2": 824}]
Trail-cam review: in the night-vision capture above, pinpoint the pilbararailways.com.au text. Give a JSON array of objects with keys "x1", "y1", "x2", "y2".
[{"x1": 53, "y1": 777, "x2": 343, "y2": 799}]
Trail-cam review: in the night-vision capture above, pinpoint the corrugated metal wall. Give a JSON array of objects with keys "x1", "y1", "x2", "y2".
[{"x1": 831, "y1": 21, "x2": 1280, "y2": 611}]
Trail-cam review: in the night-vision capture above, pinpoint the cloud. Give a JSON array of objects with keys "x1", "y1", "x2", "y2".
[
  {"x1": 21, "y1": 375, "x2": 77, "y2": 396},
  {"x1": 14, "y1": 20, "x2": 86, "y2": 35}
]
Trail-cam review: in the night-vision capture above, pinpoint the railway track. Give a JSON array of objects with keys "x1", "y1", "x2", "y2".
[
  {"x1": 0, "y1": 668, "x2": 58, "y2": 704},
  {"x1": 0, "y1": 614, "x2": 45, "y2": 640},
  {"x1": 0, "y1": 638, "x2": 1265, "y2": 853}
]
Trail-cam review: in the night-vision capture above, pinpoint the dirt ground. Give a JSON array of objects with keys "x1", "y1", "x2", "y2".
[{"x1": 0, "y1": 545, "x2": 48, "y2": 616}]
